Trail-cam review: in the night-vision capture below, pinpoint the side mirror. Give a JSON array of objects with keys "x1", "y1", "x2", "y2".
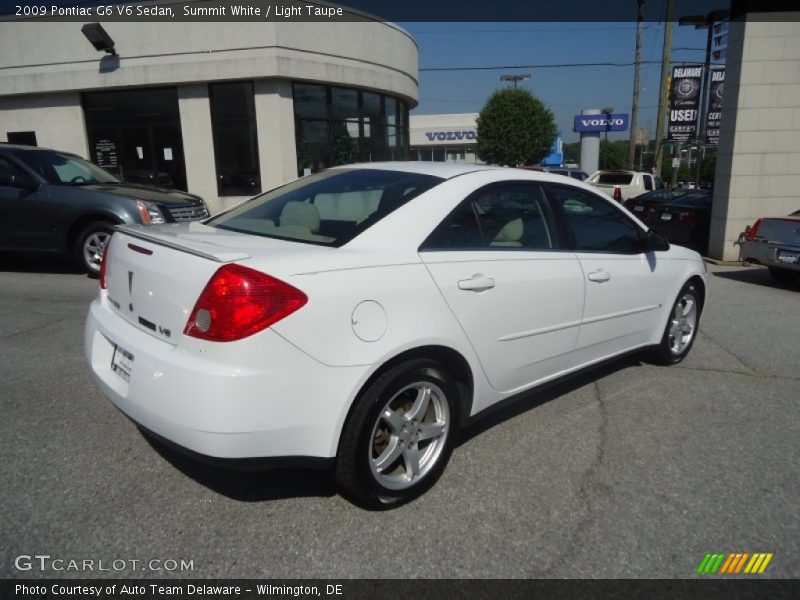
[{"x1": 644, "y1": 229, "x2": 670, "y2": 252}]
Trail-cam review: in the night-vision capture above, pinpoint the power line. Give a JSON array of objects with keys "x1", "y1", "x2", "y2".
[{"x1": 420, "y1": 60, "x2": 666, "y2": 72}]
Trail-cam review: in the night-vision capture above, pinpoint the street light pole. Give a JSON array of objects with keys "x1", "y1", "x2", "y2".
[{"x1": 500, "y1": 74, "x2": 532, "y2": 89}]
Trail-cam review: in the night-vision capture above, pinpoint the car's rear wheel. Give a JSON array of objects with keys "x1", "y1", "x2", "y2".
[
  {"x1": 335, "y1": 359, "x2": 460, "y2": 509},
  {"x1": 74, "y1": 221, "x2": 113, "y2": 276},
  {"x1": 768, "y1": 266, "x2": 799, "y2": 284},
  {"x1": 649, "y1": 281, "x2": 702, "y2": 365}
]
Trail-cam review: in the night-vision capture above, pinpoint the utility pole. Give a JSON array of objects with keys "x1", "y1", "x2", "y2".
[
  {"x1": 654, "y1": 0, "x2": 675, "y2": 177},
  {"x1": 628, "y1": 0, "x2": 645, "y2": 169}
]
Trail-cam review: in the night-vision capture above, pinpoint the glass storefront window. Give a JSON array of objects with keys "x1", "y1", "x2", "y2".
[
  {"x1": 83, "y1": 87, "x2": 187, "y2": 190},
  {"x1": 293, "y1": 83, "x2": 409, "y2": 176},
  {"x1": 331, "y1": 87, "x2": 359, "y2": 166},
  {"x1": 209, "y1": 81, "x2": 261, "y2": 196},
  {"x1": 293, "y1": 84, "x2": 328, "y2": 119}
]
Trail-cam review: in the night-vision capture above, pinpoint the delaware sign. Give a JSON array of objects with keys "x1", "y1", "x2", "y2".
[{"x1": 573, "y1": 114, "x2": 629, "y2": 133}]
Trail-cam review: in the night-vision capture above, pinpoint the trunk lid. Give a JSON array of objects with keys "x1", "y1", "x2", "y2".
[
  {"x1": 758, "y1": 217, "x2": 800, "y2": 247},
  {"x1": 104, "y1": 222, "x2": 335, "y2": 344}
]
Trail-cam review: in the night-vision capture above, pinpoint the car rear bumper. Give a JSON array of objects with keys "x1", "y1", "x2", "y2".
[
  {"x1": 85, "y1": 295, "x2": 368, "y2": 460},
  {"x1": 740, "y1": 240, "x2": 800, "y2": 272}
]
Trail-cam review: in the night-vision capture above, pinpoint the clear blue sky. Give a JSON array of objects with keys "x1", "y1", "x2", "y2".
[{"x1": 399, "y1": 21, "x2": 712, "y2": 143}]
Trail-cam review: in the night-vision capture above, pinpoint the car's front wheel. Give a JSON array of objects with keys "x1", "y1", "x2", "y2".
[
  {"x1": 649, "y1": 281, "x2": 702, "y2": 365},
  {"x1": 335, "y1": 359, "x2": 460, "y2": 509},
  {"x1": 74, "y1": 221, "x2": 114, "y2": 276}
]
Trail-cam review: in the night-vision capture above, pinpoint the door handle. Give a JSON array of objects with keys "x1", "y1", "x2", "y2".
[
  {"x1": 458, "y1": 275, "x2": 495, "y2": 291},
  {"x1": 587, "y1": 270, "x2": 611, "y2": 283}
]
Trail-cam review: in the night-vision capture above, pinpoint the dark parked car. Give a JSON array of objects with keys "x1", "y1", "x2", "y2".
[
  {"x1": 0, "y1": 144, "x2": 209, "y2": 274},
  {"x1": 624, "y1": 188, "x2": 703, "y2": 220},
  {"x1": 644, "y1": 192, "x2": 712, "y2": 254}
]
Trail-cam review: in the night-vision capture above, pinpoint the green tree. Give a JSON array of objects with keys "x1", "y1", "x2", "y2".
[
  {"x1": 476, "y1": 88, "x2": 556, "y2": 166},
  {"x1": 599, "y1": 140, "x2": 629, "y2": 169},
  {"x1": 562, "y1": 142, "x2": 581, "y2": 164}
]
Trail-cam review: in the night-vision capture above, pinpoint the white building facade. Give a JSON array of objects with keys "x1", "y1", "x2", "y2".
[
  {"x1": 0, "y1": 4, "x2": 417, "y2": 212},
  {"x1": 409, "y1": 113, "x2": 479, "y2": 163}
]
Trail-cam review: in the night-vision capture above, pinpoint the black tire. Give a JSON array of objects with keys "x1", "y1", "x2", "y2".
[
  {"x1": 649, "y1": 281, "x2": 703, "y2": 365},
  {"x1": 335, "y1": 358, "x2": 461, "y2": 509},
  {"x1": 768, "y1": 266, "x2": 799, "y2": 284},
  {"x1": 74, "y1": 221, "x2": 114, "y2": 276}
]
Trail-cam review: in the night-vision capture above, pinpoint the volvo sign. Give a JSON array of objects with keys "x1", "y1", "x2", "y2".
[{"x1": 573, "y1": 113, "x2": 629, "y2": 133}]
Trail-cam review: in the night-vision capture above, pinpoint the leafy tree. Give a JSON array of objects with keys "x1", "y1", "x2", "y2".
[
  {"x1": 599, "y1": 140, "x2": 629, "y2": 169},
  {"x1": 476, "y1": 88, "x2": 556, "y2": 166},
  {"x1": 562, "y1": 142, "x2": 581, "y2": 164}
]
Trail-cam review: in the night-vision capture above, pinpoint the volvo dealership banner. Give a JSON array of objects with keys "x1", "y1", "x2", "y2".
[
  {"x1": 668, "y1": 65, "x2": 703, "y2": 143},
  {"x1": 705, "y1": 67, "x2": 725, "y2": 146}
]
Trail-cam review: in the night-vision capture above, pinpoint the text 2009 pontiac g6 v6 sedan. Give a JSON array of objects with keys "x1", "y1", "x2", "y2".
[{"x1": 85, "y1": 163, "x2": 708, "y2": 508}]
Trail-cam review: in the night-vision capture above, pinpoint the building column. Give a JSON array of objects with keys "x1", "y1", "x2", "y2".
[
  {"x1": 177, "y1": 84, "x2": 219, "y2": 212},
  {"x1": 254, "y1": 79, "x2": 298, "y2": 191},
  {"x1": 579, "y1": 109, "x2": 601, "y2": 175}
]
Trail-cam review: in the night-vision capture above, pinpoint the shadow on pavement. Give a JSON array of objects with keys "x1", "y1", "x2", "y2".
[
  {"x1": 143, "y1": 432, "x2": 337, "y2": 502},
  {"x1": 142, "y1": 352, "x2": 647, "y2": 502},
  {"x1": 459, "y1": 355, "x2": 645, "y2": 446},
  {"x1": 0, "y1": 252, "x2": 85, "y2": 275},
  {"x1": 713, "y1": 267, "x2": 799, "y2": 291}
]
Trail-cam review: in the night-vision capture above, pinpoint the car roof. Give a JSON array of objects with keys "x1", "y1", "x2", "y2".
[
  {"x1": 329, "y1": 161, "x2": 504, "y2": 179},
  {"x1": 0, "y1": 143, "x2": 69, "y2": 155}
]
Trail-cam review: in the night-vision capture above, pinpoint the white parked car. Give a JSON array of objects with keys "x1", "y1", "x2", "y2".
[
  {"x1": 587, "y1": 169, "x2": 665, "y2": 202},
  {"x1": 85, "y1": 163, "x2": 708, "y2": 508}
]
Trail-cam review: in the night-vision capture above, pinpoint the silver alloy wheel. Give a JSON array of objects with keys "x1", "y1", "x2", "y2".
[
  {"x1": 369, "y1": 382, "x2": 450, "y2": 491},
  {"x1": 83, "y1": 231, "x2": 110, "y2": 273},
  {"x1": 668, "y1": 292, "x2": 698, "y2": 355}
]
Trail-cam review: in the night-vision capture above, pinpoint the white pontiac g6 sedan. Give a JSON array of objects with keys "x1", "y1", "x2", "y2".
[{"x1": 85, "y1": 162, "x2": 708, "y2": 508}]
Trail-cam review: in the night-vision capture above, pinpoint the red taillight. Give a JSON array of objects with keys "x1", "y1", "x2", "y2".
[
  {"x1": 184, "y1": 264, "x2": 307, "y2": 342},
  {"x1": 746, "y1": 218, "x2": 764, "y2": 241},
  {"x1": 613, "y1": 186, "x2": 622, "y2": 202},
  {"x1": 99, "y1": 243, "x2": 110, "y2": 289}
]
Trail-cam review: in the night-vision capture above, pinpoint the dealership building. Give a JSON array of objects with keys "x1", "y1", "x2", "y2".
[
  {"x1": 0, "y1": 3, "x2": 416, "y2": 212},
  {"x1": 408, "y1": 113, "x2": 479, "y2": 163}
]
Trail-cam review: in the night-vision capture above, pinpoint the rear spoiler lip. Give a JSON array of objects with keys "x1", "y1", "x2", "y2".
[{"x1": 115, "y1": 224, "x2": 251, "y2": 263}]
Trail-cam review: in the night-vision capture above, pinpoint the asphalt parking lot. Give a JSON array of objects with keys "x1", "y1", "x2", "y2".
[{"x1": 1, "y1": 255, "x2": 798, "y2": 579}]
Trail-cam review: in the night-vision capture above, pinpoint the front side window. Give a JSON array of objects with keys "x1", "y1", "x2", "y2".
[
  {"x1": 0, "y1": 156, "x2": 29, "y2": 187},
  {"x1": 423, "y1": 184, "x2": 558, "y2": 251},
  {"x1": 549, "y1": 184, "x2": 643, "y2": 254},
  {"x1": 209, "y1": 81, "x2": 261, "y2": 196},
  {"x1": 208, "y1": 169, "x2": 442, "y2": 247}
]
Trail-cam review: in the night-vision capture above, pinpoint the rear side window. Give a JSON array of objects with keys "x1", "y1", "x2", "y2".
[
  {"x1": 422, "y1": 184, "x2": 559, "y2": 251},
  {"x1": 549, "y1": 184, "x2": 643, "y2": 254},
  {"x1": 208, "y1": 169, "x2": 442, "y2": 247},
  {"x1": 595, "y1": 173, "x2": 633, "y2": 185}
]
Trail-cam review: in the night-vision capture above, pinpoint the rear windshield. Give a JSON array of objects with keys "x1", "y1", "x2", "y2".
[
  {"x1": 596, "y1": 173, "x2": 634, "y2": 185},
  {"x1": 207, "y1": 169, "x2": 443, "y2": 247}
]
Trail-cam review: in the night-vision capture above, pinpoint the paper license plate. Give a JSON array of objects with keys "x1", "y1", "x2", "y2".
[
  {"x1": 777, "y1": 250, "x2": 799, "y2": 264},
  {"x1": 660, "y1": 213, "x2": 672, "y2": 221},
  {"x1": 634, "y1": 206, "x2": 645, "y2": 212},
  {"x1": 111, "y1": 345, "x2": 134, "y2": 382}
]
